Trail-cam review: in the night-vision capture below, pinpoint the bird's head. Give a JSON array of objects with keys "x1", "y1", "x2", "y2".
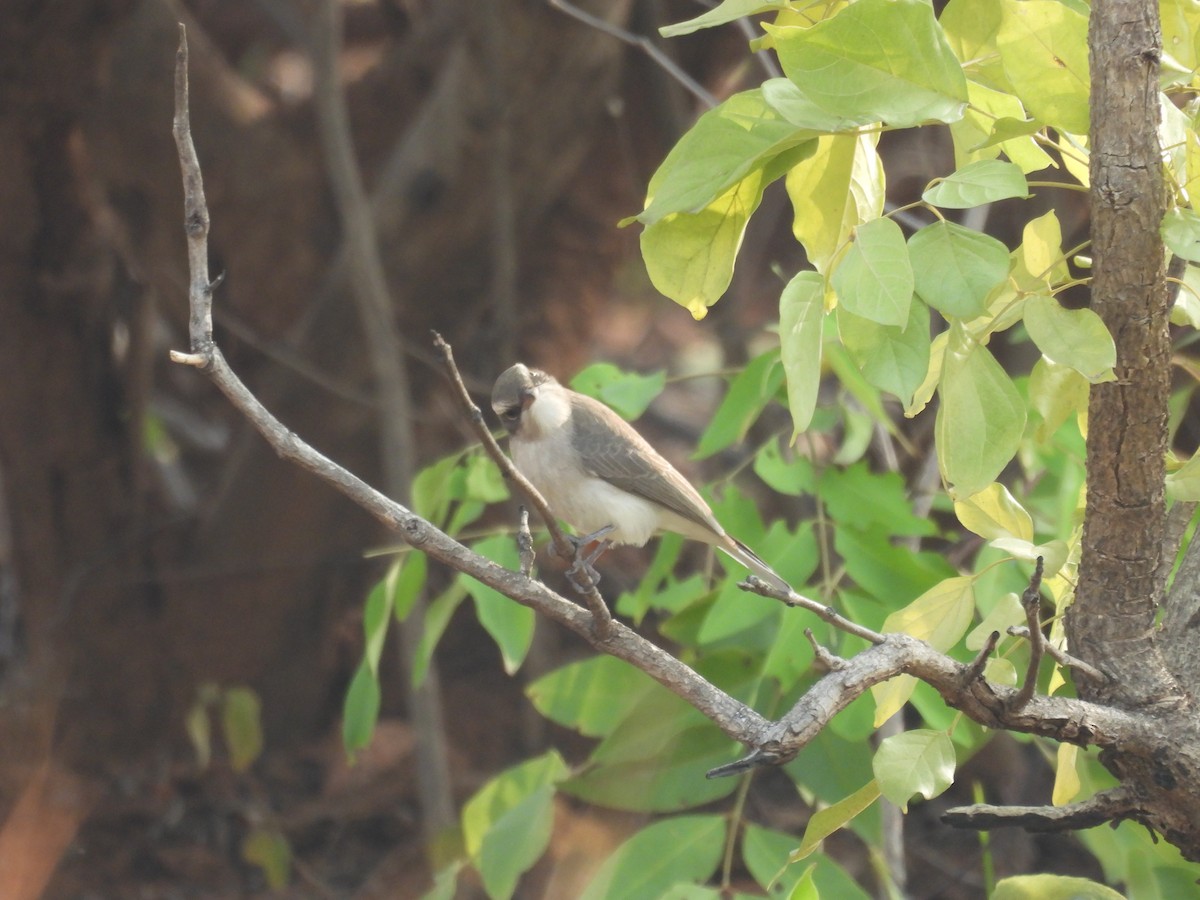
[{"x1": 491, "y1": 363, "x2": 558, "y2": 435}]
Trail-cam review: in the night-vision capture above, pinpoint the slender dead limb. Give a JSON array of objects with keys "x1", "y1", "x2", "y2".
[
  {"x1": 1009, "y1": 557, "x2": 1045, "y2": 713},
  {"x1": 943, "y1": 787, "x2": 1141, "y2": 833}
]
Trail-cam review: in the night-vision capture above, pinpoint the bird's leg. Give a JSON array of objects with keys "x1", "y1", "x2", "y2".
[{"x1": 565, "y1": 525, "x2": 614, "y2": 591}]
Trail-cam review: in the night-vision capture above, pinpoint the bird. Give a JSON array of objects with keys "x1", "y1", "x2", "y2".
[{"x1": 490, "y1": 363, "x2": 792, "y2": 593}]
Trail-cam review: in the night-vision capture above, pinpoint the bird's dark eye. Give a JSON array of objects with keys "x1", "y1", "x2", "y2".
[{"x1": 499, "y1": 407, "x2": 520, "y2": 424}]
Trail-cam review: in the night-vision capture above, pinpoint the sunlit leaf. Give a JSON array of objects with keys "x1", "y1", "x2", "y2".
[
  {"x1": 831, "y1": 217, "x2": 913, "y2": 327},
  {"x1": 922, "y1": 159, "x2": 1029, "y2": 209},
  {"x1": 873, "y1": 729, "x2": 956, "y2": 811},
  {"x1": 997, "y1": 0, "x2": 1090, "y2": 135},
  {"x1": 780, "y1": 271, "x2": 826, "y2": 436},
  {"x1": 660, "y1": 0, "x2": 789, "y2": 38},
  {"x1": 791, "y1": 781, "x2": 881, "y2": 860},
  {"x1": 993, "y1": 874, "x2": 1125, "y2": 900},
  {"x1": 954, "y1": 483, "x2": 1033, "y2": 542},
  {"x1": 1024, "y1": 294, "x2": 1116, "y2": 383},
  {"x1": 935, "y1": 325, "x2": 1026, "y2": 498},
  {"x1": 785, "y1": 131, "x2": 884, "y2": 273},
  {"x1": 1053, "y1": 742, "x2": 1081, "y2": 806},
  {"x1": 882, "y1": 576, "x2": 975, "y2": 652},
  {"x1": 767, "y1": 0, "x2": 968, "y2": 128},
  {"x1": 908, "y1": 221, "x2": 1011, "y2": 318}
]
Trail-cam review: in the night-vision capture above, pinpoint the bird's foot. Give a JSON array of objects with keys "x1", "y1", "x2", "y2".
[{"x1": 565, "y1": 527, "x2": 613, "y2": 592}]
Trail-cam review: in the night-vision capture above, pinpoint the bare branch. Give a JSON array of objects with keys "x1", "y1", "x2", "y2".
[
  {"x1": 546, "y1": 0, "x2": 718, "y2": 108},
  {"x1": 1009, "y1": 557, "x2": 1045, "y2": 713},
  {"x1": 740, "y1": 575, "x2": 885, "y2": 645},
  {"x1": 1008, "y1": 626, "x2": 1108, "y2": 685},
  {"x1": 943, "y1": 787, "x2": 1140, "y2": 833},
  {"x1": 962, "y1": 630, "x2": 999, "y2": 686}
]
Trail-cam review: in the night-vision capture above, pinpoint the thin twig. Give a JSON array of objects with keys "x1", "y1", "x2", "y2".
[
  {"x1": 430, "y1": 332, "x2": 614, "y2": 638},
  {"x1": 518, "y1": 507, "x2": 535, "y2": 578},
  {"x1": 1007, "y1": 626, "x2": 1108, "y2": 684},
  {"x1": 961, "y1": 631, "x2": 1000, "y2": 686},
  {"x1": 547, "y1": 0, "x2": 718, "y2": 108},
  {"x1": 1009, "y1": 557, "x2": 1046, "y2": 712},
  {"x1": 740, "y1": 576, "x2": 885, "y2": 645},
  {"x1": 803, "y1": 628, "x2": 846, "y2": 671}
]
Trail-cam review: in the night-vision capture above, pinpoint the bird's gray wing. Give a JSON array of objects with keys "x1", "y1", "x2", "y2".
[{"x1": 568, "y1": 393, "x2": 724, "y2": 536}]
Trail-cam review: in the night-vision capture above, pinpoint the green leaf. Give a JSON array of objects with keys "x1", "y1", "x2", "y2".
[
  {"x1": 935, "y1": 325, "x2": 1026, "y2": 498},
  {"x1": 954, "y1": 483, "x2": 1034, "y2": 542},
  {"x1": 660, "y1": 0, "x2": 788, "y2": 38},
  {"x1": 570, "y1": 363, "x2": 666, "y2": 420},
  {"x1": 908, "y1": 221, "x2": 1011, "y2": 318},
  {"x1": 695, "y1": 349, "x2": 784, "y2": 459},
  {"x1": 1161, "y1": 207, "x2": 1200, "y2": 262},
  {"x1": 752, "y1": 439, "x2": 816, "y2": 496},
  {"x1": 580, "y1": 816, "x2": 727, "y2": 900},
  {"x1": 566, "y1": 723, "x2": 738, "y2": 812},
  {"x1": 221, "y1": 686, "x2": 264, "y2": 773},
  {"x1": 992, "y1": 874, "x2": 1126, "y2": 900},
  {"x1": 831, "y1": 217, "x2": 914, "y2": 327},
  {"x1": 836, "y1": 298, "x2": 930, "y2": 406},
  {"x1": 742, "y1": 825, "x2": 870, "y2": 900},
  {"x1": 881, "y1": 575, "x2": 976, "y2": 652},
  {"x1": 362, "y1": 566, "x2": 395, "y2": 672},
  {"x1": 463, "y1": 452, "x2": 509, "y2": 504},
  {"x1": 1024, "y1": 294, "x2": 1117, "y2": 382},
  {"x1": 966, "y1": 591, "x2": 1024, "y2": 650},
  {"x1": 762, "y1": 77, "x2": 881, "y2": 132},
  {"x1": 766, "y1": 0, "x2": 968, "y2": 128},
  {"x1": 940, "y1": 0, "x2": 1008, "y2": 90},
  {"x1": 785, "y1": 132, "x2": 884, "y2": 274},
  {"x1": 997, "y1": 0, "x2": 1089, "y2": 135},
  {"x1": 463, "y1": 752, "x2": 569, "y2": 900},
  {"x1": 342, "y1": 660, "x2": 382, "y2": 752},
  {"x1": 792, "y1": 781, "x2": 881, "y2": 861},
  {"x1": 818, "y1": 464, "x2": 937, "y2": 537},
  {"x1": 389, "y1": 553, "x2": 429, "y2": 622},
  {"x1": 921, "y1": 159, "x2": 1030, "y2": 209},
  {"x1": 1167, "y1": 451, "x2": 1200, "y2": 501},
  {"x1": 1029, "y1": 357, "x2": 1088, "y2": 441},
  {"x1": 242, "y1": 828, "x2": 292, "y2": 890},
  {"x1": 872, "y1": 729, "x2": 956, "y2": 811},
  {"x1": 412, "y1": 582, "x2": 467, "y2": 688},
  {"x1": 780, "y1": 272, "x2": 826, "y2": 435},
  {"x1": 527, "y1": 656, "x2": 653, "y2": 738},
  {"x1": 642, "y1": 174, "x2": 762, "y2": 319},
  {"x1": 461, "y1": 536, "x2": 533, "y2": 674},
  {"x1": 951, "y1": 80, "x2": 1053, "y2": 175},
  {"x1": 638, "y1": 89, "x2": 817, "y2": 225},
  {"x1": 421, "y1": 863, "x2": 465, "y2": 900}
]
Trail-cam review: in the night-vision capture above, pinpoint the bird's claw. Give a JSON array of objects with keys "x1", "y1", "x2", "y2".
[{"x1": 565, "y1": 527, "x2": 613, "y2": 592}]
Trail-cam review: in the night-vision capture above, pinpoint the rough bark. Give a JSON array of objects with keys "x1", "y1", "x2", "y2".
[{"x1": 1072, "y1": 0, "x2": 1181, "y2": 706}]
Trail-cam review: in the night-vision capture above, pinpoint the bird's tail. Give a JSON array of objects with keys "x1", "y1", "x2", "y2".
[{"x1": 723, "y1": 537, "x2": 793, "y2": 594}]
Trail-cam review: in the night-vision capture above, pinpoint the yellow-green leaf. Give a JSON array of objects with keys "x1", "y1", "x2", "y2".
[
  {"x1": 882, "y1": 576, "x2": 975, "y2": 652},
  {"x1": 954, "y1": 483, "x2": 1033, "y2": 542},
  {"x1": 780, "y1": 271, "x2": 826, "y2": 435},
  {"x1": 791, "y1": 781, "x2": 881, "y2": 861},
  {"x1": 997, "y1": 0, "x2": 1089, "y2": 135}
]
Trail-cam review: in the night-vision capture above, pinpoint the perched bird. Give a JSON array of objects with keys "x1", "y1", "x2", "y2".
[{"x1": 491, "y1": 363, "x2": 791, "y2": 593}]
